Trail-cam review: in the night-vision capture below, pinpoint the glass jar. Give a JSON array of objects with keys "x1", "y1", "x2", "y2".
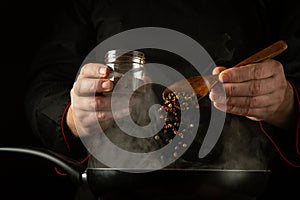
[{"x1": 104, "y1": 49, "x2": 146, "y2": 95}]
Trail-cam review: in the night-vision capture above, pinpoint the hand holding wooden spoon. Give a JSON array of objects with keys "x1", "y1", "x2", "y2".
[
  {"x1": 210, "y1": 55, "x2": 296, "y2": 130},
  {"x1": 162, "y1": 40, "x2": 296, "y2": 129},
  {"x1": 162, "y1": 40, "x2": 288, "y2": 101}
]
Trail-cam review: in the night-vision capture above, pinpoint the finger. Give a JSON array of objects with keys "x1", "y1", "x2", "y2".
[
  {"x1": 210, "y1": 93, "x2": 279, "y2": 108},
  {"x1": 74, "y1": 94, "x2": 135, "y2": 112},
  {"x1": 75, "y1": 95, "x2": 112, "y2": 111},
  {"x1": 213, "y1": 102, "x2": 277, "y2": 120},
  {"x1": 73, "y1": 78, "x2": 113, "y2": 95},
  {"x1": 219, "y1": 59, "x2": 282, "y2": 83},
  {"x1": 212, "y1": 66, "x2": 227, "y2": 75},
  {"x1": 73, "y1": 107, "x2": 113, "y2": 121},
  {"x1": 209, "y1": 81, "x2": 225, "y2": 93},
  {"x1": 96, "y1": 95, "x2": 135, "y2": 111},
  {"x1": 75, "y1": 109, "x2": 114, "y2": 127},
  {"x1": 222, "y1": 78, "x2": 276, "y2": 97},
  {"x1": 110, "y1": 108, "x2": 131, "y2": 119},
  {"x1": 96, "y1": 110, "x2": 114, "y2": 121},
  {"x1": 76, "y1": 108, "x2": 129, "y2": 123},
  {"x1": 79, "y1": 63, "x2": 110, "y2": 78},
  {"x1": 96, "y1": 107, "x2": 131, "y2": 121}
]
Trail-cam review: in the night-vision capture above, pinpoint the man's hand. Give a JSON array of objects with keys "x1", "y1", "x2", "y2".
[
  {"x1": 66, "y1": 63, "x2": 130, "y2": 137},
  {"x1": 209, "y1": 59, "x2": 296, "y2": 129}
]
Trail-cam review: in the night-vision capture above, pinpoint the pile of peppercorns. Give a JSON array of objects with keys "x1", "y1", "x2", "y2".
[{"x1": 155, "y1": 91, "x2": 199, "y2": 158}]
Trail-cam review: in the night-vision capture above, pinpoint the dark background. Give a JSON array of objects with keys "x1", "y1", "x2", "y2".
[
  {"x1": 1, "y1": 0, "x2": 65, "y2": 147},
  {"x1": 1, "y1": 0, "x2": 300, "y2": 199},
  {"x1": 1, "y1": 1, "x2": 80, "y2": 199}
]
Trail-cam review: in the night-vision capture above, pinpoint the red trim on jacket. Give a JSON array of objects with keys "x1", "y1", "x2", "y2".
[
  {"x1": 60, "y1": 102, "x2": 90, "y2": 166},
  {"x1": 54, "y1": 166, "x2": 68, "y2": 176},
  {"x1": 292, "y1": 81, "x2": 300, "y2": 156},
  {"x1": 61, "y1": 102, "x2": 72, "y2": 152},
  {"x1": 81, "y1": 153, "x2": 91, "y2": 164}
]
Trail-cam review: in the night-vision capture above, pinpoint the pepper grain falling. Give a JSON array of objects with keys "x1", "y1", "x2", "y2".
[{"x1": 155, "y1": 91, "x2": 199, "y2": 159}]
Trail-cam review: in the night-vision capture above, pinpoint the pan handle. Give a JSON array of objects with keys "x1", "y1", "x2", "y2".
[{"x1": 0, "y1": 146, "x2": 85, "y2": 185}]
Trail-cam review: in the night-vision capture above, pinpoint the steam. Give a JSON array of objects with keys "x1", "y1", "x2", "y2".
[
  {"x1": 88, "y1": 87, "x2": 165, "y2": 169},
  {"x1": 210, "y1": 114, "x2": 273, "y2": 170},
  {"x1": 87, "y1": 33, "x2": 273, "y2": 170},
  {"x1": 88, "y1": 90, "x2": 274, "y2": 171},
  {"x1": 172, "y1": 106, "x2": 274, "y2": 170}
]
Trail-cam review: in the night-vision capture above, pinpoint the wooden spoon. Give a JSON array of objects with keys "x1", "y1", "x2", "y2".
[{"x1": 162, "y1": 40, "x2": 288, "y2": 101}]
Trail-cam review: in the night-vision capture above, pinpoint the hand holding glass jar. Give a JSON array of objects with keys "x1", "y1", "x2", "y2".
[{"x1": 66, "y1": 49, "x2": 153, "y2": 137}]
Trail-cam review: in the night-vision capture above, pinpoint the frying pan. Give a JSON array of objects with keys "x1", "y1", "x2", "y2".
[
  {"x1": 0, "y1": 146, "x2": 270, "y2": 200},
  {"x1": 86, "y1": 167, "x2": 270, "y2": 200}
]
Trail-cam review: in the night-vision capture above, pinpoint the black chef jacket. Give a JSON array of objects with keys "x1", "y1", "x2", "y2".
[{"x1": 25, "y1": 0, "x2": 300, "y2": 170}]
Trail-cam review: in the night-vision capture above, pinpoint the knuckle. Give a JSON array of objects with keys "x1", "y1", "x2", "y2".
[
  {"x1": 252, "y1": 66, "x2": 263, "y2": 79},
  {"x1": 250, "y1": 80, "x2": 261, "y2": 95},
  {"x1": 97, "y1": 111, "x2": 106, "y2": 121},
  {"x1": 72, "y1": 81, "x2": 81, "y2": 94},
  {"x1": 71, "y1": 101, "x2": 80, "y2": 109},
  {"x1": 94, "y1": 97, "x2": 108, "y2": 110},
  {"x1": 80, "y1": 64, "x2": 90, "y2": 75}
]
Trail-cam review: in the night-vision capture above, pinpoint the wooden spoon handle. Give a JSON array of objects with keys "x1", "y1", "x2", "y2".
[
  {"x1": 162, "y1": 40, "x2": 288, "y2": 100},
  {"x1": 233, "y1": 40, "x2": 287, "y2": 68},
  {"x1": 204, "y1": 40, "x2": 288, "y2": 92}
]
